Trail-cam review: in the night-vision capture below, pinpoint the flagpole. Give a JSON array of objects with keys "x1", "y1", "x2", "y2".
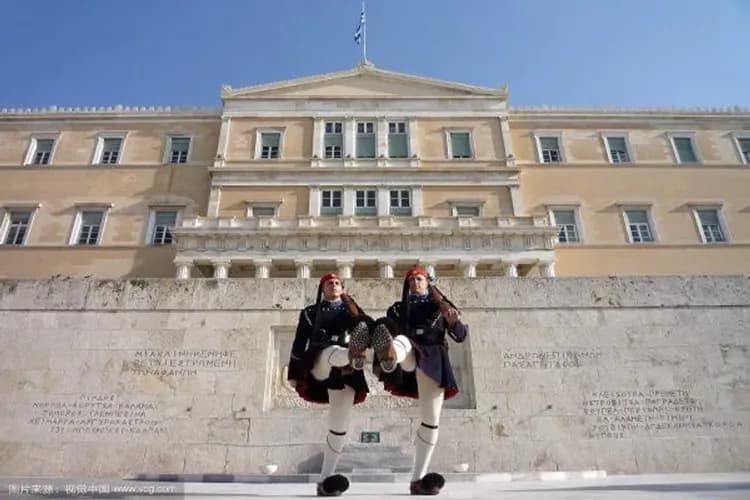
[{"x1": 362, "y1": 1, "x2": 367, "y2": 63}]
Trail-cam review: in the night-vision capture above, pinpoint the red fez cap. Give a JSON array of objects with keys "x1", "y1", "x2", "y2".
[
  {"x1": 404, "y1": 267, "x2": 427, "y2": 280},
  {"x1": 319, "y1": 272, "x2": 341, "y2": 285}
]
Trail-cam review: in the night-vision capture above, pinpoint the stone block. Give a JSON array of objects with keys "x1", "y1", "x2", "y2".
[
  {"x1": 0, "y1": 442, "x2": 63, "y2": 475},
  {"x1": 592, "y1": 438, "x2": 637, "y2": 474},
  {"x1": 184, "y1": 444, "x2": 228, "y2": 474}
]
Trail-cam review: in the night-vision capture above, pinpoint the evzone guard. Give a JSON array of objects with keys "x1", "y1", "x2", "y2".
[{"x1": 287, "y1": 268, "x2": 466, "y2": 496}]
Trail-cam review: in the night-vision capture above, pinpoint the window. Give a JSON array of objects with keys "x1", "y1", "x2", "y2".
[
  {"x1": 324, "y1": 122, "x2": 343, "y2": 159},
  {"x1": 74, "y1": 210, "x2": 105, "y2": 246},
  {"x1": 355, "y1": 189, "x2": 376, "y2": 215},
  {"x1": 623, "y1": 209, "x2": 654, "y2": 243},
  {"x1": 735, "y1": 136, "x2": 750, "y2": 164},
  {"x1": 356, "y1": 122, "x2": 375, "y2": 158},
  {"x1": 24, "y1": 135, "x2": 58, "y2": 166},
  {"x1": 260, "y1": 132, "x2": 281, "y2": 159},
  {"x1": 538, "y1": 136, "x2": 562, "y2": 163},
  {"x1": 252, "y1": 206, "x2": 276, "y2": 217},
  {"x1": 2, "y1": 210, "x2": 33, "y2": 245},
  {"x1": 694, "y1": 208, "x2": 726, "y2": 243},
  {"x1": 321, "y1": 190, "x2": 343, "y2": 215},
  {"x1": 167, "y1": 136, "x2": 190, "y2": 164},
  {"x1": 604, "y1": 136, "x2": 631, "y2": 164},
  {"x1": 390, "y1": 189, "x2": 411, "y2": 216},
  {"x1": 449, "y1": 132, "x2": 473, "y2": 159},
  {"x1": 551, "y1": 209, "x2": 580, "y2": 243},
  {"x1": 388, "y1": 122, "x2": 408, "y2": 158},
  {"x1": 246, "y1": 202, "x2": 281, "y2": 218},
  {"x1": 455, "y1": 206, "x2": 480, "y2": 217},
  {"x1": 95, "y1": 136, "x2": 124, "y2": 165},
  {"x1": 149, "y1": 210, "x2": 178, "y2": 245},
  {"x1": 670, "y1": 135, "x2": 699, "y2": 163},
  {"x1": 31, "y1": 138, "x2": 55, "y2": 165}
]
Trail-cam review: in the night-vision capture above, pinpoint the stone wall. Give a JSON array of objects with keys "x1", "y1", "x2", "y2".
[{"x1": 0, "y1": 276, "x2": 748, "y2": 477}]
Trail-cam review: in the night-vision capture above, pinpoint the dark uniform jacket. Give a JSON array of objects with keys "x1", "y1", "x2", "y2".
[
  {"x1": 288, "y1": 297, "x2": 372, "y2": 404},
  {"x1": 379, "y1": 294, "x2": 467, "y2": 400}
]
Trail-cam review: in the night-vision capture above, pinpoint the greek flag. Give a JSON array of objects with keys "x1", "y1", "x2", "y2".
[{"x1": 354, "y1": 7, "x2": 365, "y2": 45}]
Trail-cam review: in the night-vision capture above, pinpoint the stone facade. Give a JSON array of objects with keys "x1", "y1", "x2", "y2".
[
  {"x1": 1, "y1": 276, "x2": 748, "y2": 476},
  {"x1": 1, "y1": 64, "x2": 749, "y2": 279}
]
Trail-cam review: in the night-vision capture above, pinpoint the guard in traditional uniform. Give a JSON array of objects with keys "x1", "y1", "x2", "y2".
[
  {"x1": 371, "y1": 266, "x2": 468, "y2": 496},
  {"x1": 287, "y1": 273, "x2": 373, "y2": 497}
]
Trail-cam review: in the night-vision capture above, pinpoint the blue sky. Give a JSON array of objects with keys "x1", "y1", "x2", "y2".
[{"x1": 1, "y1": 0, "x2": 748, "y2": 108}]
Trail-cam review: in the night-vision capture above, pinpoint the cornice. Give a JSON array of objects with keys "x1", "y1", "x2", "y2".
[
  {"x1": 208, "y1": 167, "x2": 520, "y2": 186},
  {"x1": 0, "y1": 105, "x2": 221, "y2": 120},
  {"x1": 510, "y1": 106, "x2": 750, "y2": 121}
]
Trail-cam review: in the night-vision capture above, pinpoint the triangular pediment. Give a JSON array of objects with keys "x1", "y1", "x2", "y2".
[{"x1": 222, "y1": 63, "x2": 507, "y2": 99}]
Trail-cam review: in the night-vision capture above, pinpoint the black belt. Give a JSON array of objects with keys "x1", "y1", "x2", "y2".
[{"x1": 408, "y1": 328, "x2": 443, "y2": 345}]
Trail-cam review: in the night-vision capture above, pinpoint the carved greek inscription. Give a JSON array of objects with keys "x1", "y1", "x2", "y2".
[
  {"x1": 502, "y1": 350, "x2": 602, "y2": 369},
  {"x1": 129, "y1": 349, "x2": 238, "y2": 376},
  {"x1": 27, "y1": 394, "x2": 166, "y2": 436},
  {"x1": 584, "y1": 390, "x2": 743, "y2": 439}
]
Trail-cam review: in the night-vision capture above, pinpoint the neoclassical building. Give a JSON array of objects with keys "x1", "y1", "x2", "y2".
[{"x1": 1, "y1": 63, "x2": 748, "y2": 279}]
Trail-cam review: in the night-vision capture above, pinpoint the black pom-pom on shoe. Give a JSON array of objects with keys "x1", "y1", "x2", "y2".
[
  {"x1": 317, "y1": 474, "x2": 350, "y2": 496},
  {"x1": 409, "y1": 472, "x2": 445, "y2": 495}
]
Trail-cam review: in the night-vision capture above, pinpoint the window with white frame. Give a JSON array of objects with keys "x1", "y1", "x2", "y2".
[
  {"x1": 448, "y1": 131, "x2": 473, "y2": 159},
  {"x1": 95, "y1": 136, "x2": 124, "y2": 164},
  {"x1": 538, "y1": 136, "x2": 562, "y2": 163},
  {"x1": 455, "y1": 205, "x2": 480, "y2": 217},
  {"x1": 324, "y1": 122, "x2": 343, "y2": 159},
  {"x1": 260, "y1": 132, "x2": 281, "y2": 159},
  {"x1": 166, "y1": 136, "x2": 190, "y2": 164},
  {"x1": 694, "y1": 208, "x2": 726, "y2": 243},
  {"x1": 390, "y1": 189, "x2": 411, "y2": 216},
  {"x1": 2, "y1": 210, "x2": 34, "y2": 245},
  {"x1": 604, "y1": 136, "x2": 631, "y2": 164},
  {"x1": 388, "y1": 122, "x2": 408, "y2": 158},
  {"x1": 28, "y1": 138, "x2": 56, "y2": 165},
  {"x1": 623, "y1": 208, "x2": 654, "y2": 243},
  {"x1": 550, "y1": 209, "x2": 580, "y2": 243},
  {"x1": 73, "y1": 209, "x2": 106, "y2": 246},
  {"x1": 321, "y1": 190, "x2": 343, "y2": 215},
  {"x1": 355, "y1": 189, "x2": 377, "y2": 215},
  {"x1": 248, "y1": 205, "x2": 278, "y2": 217},
  {"x1": 148, "y1": 209, "x2": 178, "y2": 245},
  {"x1": 356, "y1": 122, "x2": 375, "y2": 158},
  {"x1": 670, "y1": 135, "x2": 699, "y2": 163},
  {"x1": 735, "y1": 137, "x2": 750, "y2": 164}
]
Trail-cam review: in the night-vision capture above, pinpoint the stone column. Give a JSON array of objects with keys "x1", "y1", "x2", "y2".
[
  {"x1": 175, "y1": 261, "x2": 193, "y2": 280},
  {"x1": 207, "y1": 186, "x2": 222, "y2": 217},
  {"x1": 254, "y1": 259, "x2": 271, "y2": 279},
  {"x1": 408, "y1": 118, "x2": 418, "y2": 158},
  {"x1": 312, "y1": 118, "x2": 324, "y2": 158},
  {"x1": 377, "y1": 117, "x2": 388, "y2": 158},
  {"x1": 295, "y1": 260, "x2": 312, "y2": 279},
  {"x1": 212, "y1": 259, "x2": 230, "y2": 279},
  {"x1": 461, "y1": 260, "x2": 477, "y2": 278},
  {"x1": 344, "y1": 117, "x2": 355, "y2": 158},
  {"x1": 342, "y1": 187, "x2": 355, "y2": 216},
  {"x1": 377, "y1": 187, "x2": 390, "y2": 216},
  {"x1": 378, "y1": 260, "x2": 395, "y2": 278},
  {"x1": 539, "y1": 261, "x2": 556, "y2": 278},
  {"x1": 308, "y1": 186, "x2": 321, "y2": 217},
  {"x1": 411, "y1": 187, "x2": 423, "y2": 216},
  {"x1": 509, "y1": 185, "x2": 524, "y2": 216},
  {"x1": 500, "y1": 261, "x2": 519, "y2": 277},
  {"x1": 337, "y1": 260, "x2": 354, "y2": 279}
]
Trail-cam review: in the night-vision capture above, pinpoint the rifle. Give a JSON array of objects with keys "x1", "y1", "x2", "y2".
[{"x1": 427, "y1": 283, "x2": 465, "y2": 342}]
